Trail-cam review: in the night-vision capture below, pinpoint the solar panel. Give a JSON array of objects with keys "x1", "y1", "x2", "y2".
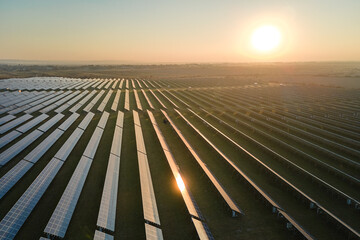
[
  {"x1": 78, "y1": 112, "x2": 95, "y2": 130},
  {"x1": 133, "y1": 113, "x2": 161, "y2": 227},
  {"x1": 44, "y1": 156, "x2": 92, "y2": 238},
  {"x1": 134, "y1": 90, "x2": 143, "y2": 110},
  {"x1": 45, "y1": 112, "x2": 108, "y2": 238},
  {"x1": 70, "y1": 90, "x2": 96, "y2": 113},
  {"x1": 136, "y1": 79, "x2": 143, "y2": 89},
  {"x1": 134, "y1": 125, "x2": 146, "y2": 154},
  {"x1": 0, "y1": 130, "x2": 22, "y2": 149},
  {"x1": 119, "y1": 79, "x2": 124, "y2": 89},
  {"x1": 116, "y1": 111, "x2": 124, "y2": 128},
  {"x1": 124, "y1": 90, "x2": 130, "y2": 111},
  {"x1": 97, "y1": 111, "x2": 110, "y2": 130},
  {"x1": 111, "y1": 90, "x2": 121, "y2": 111},
  {"x1": 98, "y1": 90, "x2": 113, "y2": 112},
  {"x1": 149, "y1": 89, "x2": 167, "y2": 109},
  {"x1": 38, "y1": 113, "x2": 65, "y2": 132},
  {"x1": 96, "y1": 153, "x2": 120, "y2": 231},
  {"x1": 173, "y1": 109, "x2": 243, "y2": 216},
  {"x1": 54, "y1": 91, "x2": 87, "y2": 113},
  {"x1": 0, "y1": 160, "x2": 33, "y2": 199},
  {"x1": 191, "y1": 218, "x2": 214, "y2": 240},
  {"x1": 0, "y1": 114, "x2": 15, "y2": 125},
  {"x1": 83, "y1": 90, "x2": 105, "y2": 112},
  {"x1": 138, "y1": 152, "x2": 161, "y2": 225},
  {"x1": 93, "y1": 230, "x2": 114, "y2": 240},
  {"x1": 0, "y1": 114, "x2": 33, "y2": 134},
  {"x1": 24, "y1": 129, "x2": 64, "y2": 163},
  {"x1": 145, "y1": 223, "x2": 164, "y2": 240},
  {"x1": 54, "y1": 128, "x2": 83, "y2": 161},
  {"x1": 157, "y1": 90, "x2": 179, "y2": 108},
  {"x1": 141, "y1": 89, "x2": 155, "y2": 109},
  {"x1": 83, "y1": 127, "x2": 104, "y2": 159},
  {"x1": 110, "y1": 127, "x2": 123, "y2": 157},
  {"x1": 111, "y1": 79, "x2": 118, "y2": 89},
  {"x1": 0, "y1": 158, "x2": 63, "y2": 240},
  {"x1": 0, "y1": 129, "x2": 43, "y2": 166},
  {"x1": 147, "y1": 110, "x2": 202, "y2": 219}
]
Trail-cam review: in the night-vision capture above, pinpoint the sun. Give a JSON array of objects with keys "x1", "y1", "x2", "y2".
[{"x1": 251, "y1": 25, "x2": 281, "y2": 52}]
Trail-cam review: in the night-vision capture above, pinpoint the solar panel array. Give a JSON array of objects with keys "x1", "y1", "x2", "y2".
[
  {"x1": 44, "y1": 112, "x2": 109, "y2": 238},
  {"x1": 170, "y1": 109, "x2": 243, "y2": 217},
  {"x1": 133, "y1": 111, "x2": 163, "y2": 239},
  {"x1": 0, "y1": 111, "x2": 93, "y2": 239},
  {"x1": 96, "y1": 111, "x2": 124, "y2": 235},
  {"x1": 147, "y1": 110, "x2": 214, "y2": 240},
  {"x1": 0, "y1": 76, "x2": 359, "y2": 239}
]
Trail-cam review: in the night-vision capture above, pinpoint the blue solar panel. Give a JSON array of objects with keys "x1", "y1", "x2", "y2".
[
  {"x1": 16, "y1": 114, "x2": 48, "y2": 133},
  {"x1": 0, "y1": 114, "x2": 33, "y2": 134},
  {"x1": 57, "y1": 113, "x2": 80, "y2": 131},
  {"x1": 0, "y1": 158, "x2": 63, "y2": 240},
  {"x1": 44, "y1": 156, "x2": 92, "y2": 238},
  {"x1": 0, "y1": 131, "x2": 22, "y2": 149},
  {"x1": 54, "y1": 128, "x2": 83, "y2": 161},
  {"x1": 0, "y1": 130, "x2": 43, "y2": 166},
  {"x1": 0, "y1": 160, "x2": 33, "y2": 199},
  {"x1": 0, "y1": 115, "x2": 15, "y2": 125},
  {"x1": 25, "y1": 129, "x2": 64, "y2": 163}
]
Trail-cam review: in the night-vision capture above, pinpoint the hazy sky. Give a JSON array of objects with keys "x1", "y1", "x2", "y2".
[{"x1": 1, "y1": 0, "x2": 359, "y2": 63}]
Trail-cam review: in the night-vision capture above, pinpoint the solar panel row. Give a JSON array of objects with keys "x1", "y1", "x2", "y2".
[
  {"x1": 55, "y1": 90, "x2": 89, "y2": 113},
  {"x1": 70, "y1": 90, "x2": 97, "y2": 113},
  {"x1": 148, "y1": 89, "x2": 167, "y2": 109},
  {"x1": 104, "y1": 80, "x2": 113, "y2": 89},
  {"x1": 111, "y1": 79, "x2": 119, "y2": 89},
  {"x1": 0, "y1": 114, "x2": 72, "y2": 199},
  {"x1": 0, "y1": 114, "x2": 33, "y2": 134},
  {"x1": 0, "y1": 131, "x2": 21, "y2": 149},
  {"x1": 157, "y1": 90, "x2": 179, "y2": 108},
  {"x1": 141, "y1": 89, "x2": 155, "y2": 109},
  {"x1": 83, "y1": 90, "x2": 105, "y2": 112},
  {"x1": 0, "y1": 114, "x2": 48, "y2": 149},
  {"x1": 141, "y1": 79, "x2": 149, "y2": 88},
  {"x1": 147, "y1": 110, "x2": 214, "y2": 240},
  {"x1": 40, "y1": 91, "x2": 81, "y2": 113},
  {"x1": 124, "y1": 90, "x2": 130, "y2": 111},
  {"x1": 136, "y1": 79, "x2": 143, "y2": 89},
  {"x1": 96, "y1": 80, "x2": 107, "y2": 89},
  {"x1": 0, "y1": 158, "x2": 64, "y2": 240},
  {"x1": 134, "y1": 90, "x2": 143, "y2": 111},
  {"x1": 192, "y1": 108, "x2": 360, "y2": 208},
  {"x1": 111, "y1": 90, "x2": 121, "y2": 112},
  {"x1": 133, "y1": 111, "x2": 163, "y2": 239},
  {"x1": 96, "y1": 111, "x2": 124, "y2": 235},
  {"x1": 44, "y1": 111, "x2": 109, "y2": 238},
  {"x1": 98, "y1": 90, "x2": 113, "y2": 112},
  {"x1": 0, "y1": 114, "x2": 15, "y2": 125},
  {"x1": 172, "y1": 109, "x2": 243, "y2": 217},
  {"x1": 118, "y1": 79, "x2": 124, "y2": 89},
  {"x1": 15, "y1": 91, "x2": 62, "y2": 114},
  {"x1": 183, "y1": 108, "x2": 318, "y2": 240},
  {"x1": 193, "y1": 109, "x2": 359, "y2": 239},
  {"x1": 25, "y1": 91, "x2": 71, "y2": 114},
  {"x1": 131, "y1": 79, "x2": 136, "y2": 89},
  {"x1": 94, "y1": 230, "x2": 114, "y2": 240}
]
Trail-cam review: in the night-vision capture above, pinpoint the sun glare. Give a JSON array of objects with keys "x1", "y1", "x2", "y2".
[
  {"x1": 176, "y1": 174, "x2": 185, "y2": 192},
  {"x1": 251, "y1": 25, "x2": 281, "y2": 52}
]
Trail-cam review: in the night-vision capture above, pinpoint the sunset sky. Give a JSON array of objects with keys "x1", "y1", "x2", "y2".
[{"x1": 1, "y1": 0, "x2": 359, "y2": 63}]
